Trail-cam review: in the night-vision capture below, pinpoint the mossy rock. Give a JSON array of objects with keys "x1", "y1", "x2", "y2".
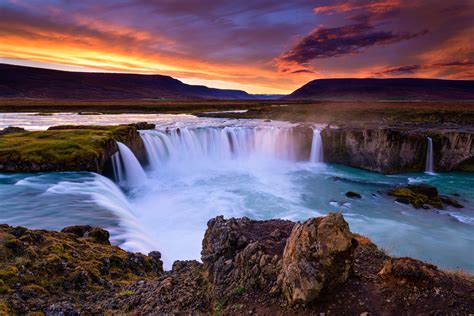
[
  {"x1": 0, "y1": 224, "x2": 163, "y2": 308},
  {"x1": 0, "y1": 125, "x2": 142, "y2": 173},
  {"x1": 388, "y1": 184, "x2": 461, "y2": 209}
]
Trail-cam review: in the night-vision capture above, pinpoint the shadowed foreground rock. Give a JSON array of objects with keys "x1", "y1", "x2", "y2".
[{"x1": 0, "y1": 213, "x2": 473, "y2": 314}]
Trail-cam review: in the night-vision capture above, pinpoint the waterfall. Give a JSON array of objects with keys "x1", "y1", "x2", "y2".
[
  {"x1": 111, "y1": 152, "x2": 124, "y2": 183},
  {"x1": 140, "y1": 127, "x2": 300, "y2": 168},
  {"x1": 114, "y1": 142, "x2": 147, "y2": 186},
  {"x1": 425, "y1": 137, "x2": 434, "y2": 174},
  {"x1": 310, "y1": 129, "x2": 324, "y2": 163}
]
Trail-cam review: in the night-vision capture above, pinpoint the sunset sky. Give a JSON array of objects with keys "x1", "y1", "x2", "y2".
[{"x1": 0, "y1": 0, "x2": 473, "y2": 94}]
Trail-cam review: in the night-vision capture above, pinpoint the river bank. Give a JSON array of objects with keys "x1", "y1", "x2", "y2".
[{"x1": 1, "y1": 213, "x2": 473, "y2": 314}]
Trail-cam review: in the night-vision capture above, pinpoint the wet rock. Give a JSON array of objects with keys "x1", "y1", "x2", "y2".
[
  {"x1": 345, "y1": 191, "x2": 362, "y2": 199},
  {"x1": 440, "y1": 196, "x2": 464, "y2": 208},
  {"x1": 395, "y1": 197, "x2": 410, "y2": 205},
  {"x1": 279, "y1": 213, "x2": 356, "y2": 305},
  {"x1": 407, "y1": 184, "x2": 438, "y2": 198},
  {"x1": 389, "y1": 184, "x2": 462, "y2": 209},
  {"x1": 389, "y1": 185, "x2": 442, "y2": 209}
]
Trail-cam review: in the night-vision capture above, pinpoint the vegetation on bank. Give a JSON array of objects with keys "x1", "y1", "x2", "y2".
[
  {"x1": 0, "y1": 224, "x2": 162, "y2": 314},
  {"x1": 0, "y1": 125, "x2": 144, "y2": 173}
]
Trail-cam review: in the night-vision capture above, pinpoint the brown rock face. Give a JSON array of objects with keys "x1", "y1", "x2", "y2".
[
  {"x1": 201, "y1": 216, "x2": 293, "y2": 298},
  {"x1": 279, "y1": 213, "x2": 356, "y2": 305}
]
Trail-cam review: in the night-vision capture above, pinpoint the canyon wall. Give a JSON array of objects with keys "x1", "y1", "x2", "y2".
[{"x1": 321, "y1": 126, "x2": 474, "y2": 174}]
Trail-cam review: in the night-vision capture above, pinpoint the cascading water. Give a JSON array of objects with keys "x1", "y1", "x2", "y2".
[
  {"x1": 310, "y1": 129, "x2": 324, "y2": 163},
  {"x1": 111, "y1": 152, "x2": 124, "y2": 183},
  {"x1": 425, "y1": 137, "x2": 434, "y2": 174},
  {"x1": 140, "y1": 126, "x2": 300, "y2": 168},
  {"x1": 114, "y1": 142, "x2": 147, "y2": 186}
]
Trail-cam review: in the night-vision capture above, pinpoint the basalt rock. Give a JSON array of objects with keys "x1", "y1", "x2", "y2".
[
  {"x1": 346, "y1": 191, "x2": 362, "y2": 199},
  {"x1": 378, "y1": 257, "x2": 438, "y2": 282},
  {"x1": 0, "y1": 224, "x2": 163, "y2": 314},
  {"x1": 278, "y1": 213, "x2": 357, "y2": 305},
  {"x1": 388, "y1": 184, "x2": 463, "y2": 209},
  {"x1": 321, "y1": 126, "x2": 474, "y2": 173},
  {"x1": 61, "y1": 225, "x2": 110, "y2": 245},
  {"x1": 201, "y1": 216, "x2": 293, "y2": 298},
  {"x1": 1, "y1": 215, "x2": 474, "y2": 314},
  {"x1": 321, "y1": 127, "x2": 427, "y2": 174}
]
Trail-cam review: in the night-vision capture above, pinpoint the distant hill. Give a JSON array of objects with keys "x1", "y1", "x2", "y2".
[
  {"x1": 0, "y1": 63, "x2": 254, "y2": 100},
  {"x1": 283, "y1": 78, "x2": 474, "y2": 101}
]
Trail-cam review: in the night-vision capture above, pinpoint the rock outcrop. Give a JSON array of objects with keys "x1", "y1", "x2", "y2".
[
  {"x1": 0, "y1": 123, "x2": 154, "y2": 173},
  {"x1": 321, "y1": 126, "x2": 474, "y2": 173},
  {"x1": 388, "y1": 184, "x2": 463, "y2": 209},
  {"x1": 279, "y1": 213, "x2": 357, "y2": 305},
  {"x1": 1, "y1": 214, "x2": 473, "y2": 314},
  {"x1": 0, "y1": 224, "x2": 163, "y2": 314},
  {"x1": 201, "y1": 216, "x2": 293, "y2": 299}
]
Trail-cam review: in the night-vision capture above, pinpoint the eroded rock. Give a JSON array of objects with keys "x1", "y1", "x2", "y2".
[
  {"x1": 201, "y1": 216, "x2": 293, "y2": 298},
  {"x1": 279, "y1": 213, "x2": 356, "y2": 305}
]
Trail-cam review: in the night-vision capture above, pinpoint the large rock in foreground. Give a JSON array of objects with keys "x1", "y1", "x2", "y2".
[
  {"x1": 1, "y1": 214, "x2": 474, "y2": 314},
  {"x1": 279, "y1": 213, "x2": 356, "y2": 305}
]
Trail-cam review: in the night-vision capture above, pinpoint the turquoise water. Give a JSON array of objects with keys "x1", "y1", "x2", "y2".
[
  {"x1": 0, "y1": 112, "x2": 473, "y2": 271},
  {"x1": 1, "y1": 165, "x2": 473, "y2": 271}
]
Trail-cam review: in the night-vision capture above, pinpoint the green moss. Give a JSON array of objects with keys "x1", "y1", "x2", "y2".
[
  {"x1": 0, "y1": 125, "x2": 135, "y2": 172},
  {"x1": 389, "y1": 187, "x2": 446, "y2": 209},
  {"x1": 0, "y1": 130, "x2": 109, "y2": 163},
  {"x1": 233, "y1": 286, "x2": 245, "y2": 298}
]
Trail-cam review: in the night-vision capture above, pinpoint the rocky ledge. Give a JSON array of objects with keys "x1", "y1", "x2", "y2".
[
  {"x1": 1, "y1": 213, "x2": 473, "y2": 314},
  {"x1": 0, "y1": 122, "x2": 154, "y2": 173},
  {"x1": 321, "y1": 126, "x2": 474, "y2": 174}
]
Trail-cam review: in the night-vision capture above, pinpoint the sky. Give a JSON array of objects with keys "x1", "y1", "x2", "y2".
[{"x1": 0, "y1": 0, "x2": 473, "y2": 94}]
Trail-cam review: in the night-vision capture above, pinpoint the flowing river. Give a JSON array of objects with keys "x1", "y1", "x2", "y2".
[{"x1": 1, "y1": 112, "x2": 473, "y2": 271}]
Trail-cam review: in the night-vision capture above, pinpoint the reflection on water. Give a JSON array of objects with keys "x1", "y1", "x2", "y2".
[{"x1": 0, "y1": 112, "x2": 473, "y2": 271}]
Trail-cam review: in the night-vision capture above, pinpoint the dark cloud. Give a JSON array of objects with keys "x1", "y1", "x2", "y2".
[
  {"x1": 278, "y1": 22, "x2": 427, "y2": 65},
  {"x1": 373, "y1": 60, "x2": 474, "y2": 76},
  {"x1": 291, "y1": 69, "x2": 315, "y2": 74}
]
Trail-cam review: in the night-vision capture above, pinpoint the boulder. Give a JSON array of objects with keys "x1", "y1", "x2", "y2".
[
  {"x1": 389, "y1": 186, "x2": 442, "y2": 209},
  {"x1": 61, "y1": 225, "x2": 110, "y2": 244},
  {"x1": 279, "y1": 213, "x2": 356, "y2": 305},
  {"x1": 378, "y1": 257, "x2": 438, "y2": 281},
  {"x1": 201, "y1": 216, "x2": 293, "y2": 298},
  {"x1": 407, "y1": 184, "x2": 438, "y2": 198}
]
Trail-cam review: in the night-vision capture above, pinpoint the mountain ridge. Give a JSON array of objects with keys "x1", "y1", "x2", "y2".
[
  {"x1": 0, "y1": 63, "x2": 254, "y2": 100},
  {"x1": 283, "y1": 78, "x2": 474, "y2": 101}
]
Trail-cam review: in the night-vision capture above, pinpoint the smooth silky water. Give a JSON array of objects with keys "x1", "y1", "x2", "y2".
[{"x1": 1, "y1": 112, "x2": 473, "y2": 271}]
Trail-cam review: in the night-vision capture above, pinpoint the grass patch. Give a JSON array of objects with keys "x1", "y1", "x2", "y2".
[{"x1": 0, "y1": 125, "x2": 134, "y2": 172}]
